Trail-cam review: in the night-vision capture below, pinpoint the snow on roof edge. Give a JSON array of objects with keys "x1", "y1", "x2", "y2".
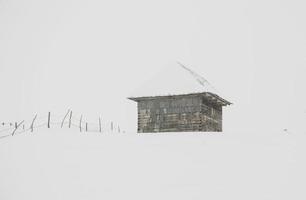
[{"x1": 128, "y1": 92, "x2": 232, "y2": 106}]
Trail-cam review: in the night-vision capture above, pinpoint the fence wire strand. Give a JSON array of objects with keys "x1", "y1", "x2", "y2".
[{"x1": 0, "y1": 111, "x2": 124, "y2": 140}]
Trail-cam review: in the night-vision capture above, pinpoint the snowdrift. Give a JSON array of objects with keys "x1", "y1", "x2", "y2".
[{"x1": 0, "y1": 129, "x2": 305, "y2": 200}]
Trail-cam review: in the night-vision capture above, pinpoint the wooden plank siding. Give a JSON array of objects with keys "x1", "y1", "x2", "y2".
[{"x1": 134, "y1": 94, "x2": 224, "y2": 133}]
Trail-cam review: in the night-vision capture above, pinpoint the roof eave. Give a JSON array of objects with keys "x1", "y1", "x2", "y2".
[
  {"x1": 203, "y1": 92, "x2": 232, "y2": 106},
  {"x1": 128, "y1": 92, "x2": 232, "y2": 106}
]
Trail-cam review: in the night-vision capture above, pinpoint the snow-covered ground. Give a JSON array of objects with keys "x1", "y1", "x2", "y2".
[{"x1": 1, "y1": 129, "x2": 305, "y2": 200}]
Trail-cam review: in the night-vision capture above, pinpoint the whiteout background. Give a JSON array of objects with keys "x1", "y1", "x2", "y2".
[
  {"x1": 1, "y1": 0, "x2": 306, "y2": 133},
  {"x1": 0, "y1": 0, "x2": 306, "y2": 199}
]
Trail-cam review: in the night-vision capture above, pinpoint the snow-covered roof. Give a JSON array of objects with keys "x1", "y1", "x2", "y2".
[{"x1": 129, "y1": 62, "x2": 231, "y2": 106}]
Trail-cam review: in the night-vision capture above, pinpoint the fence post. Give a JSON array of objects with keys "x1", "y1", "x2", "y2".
[
  {"x1": 61, "y1": 109, "x2": 70, "y2": 128},
  {"x1": 31, "y1": 114, "x2": 37, "y2": 132},
  {"x1": 69, "y1": 111, "x2": 72, "y2": 128},
  {"x1": 86, "y1": 122, "x2": 88, "y2": 132},
  {"x1": 79, "y1": 115, "x2": 83, "y2": 132},
  {"x1": 111, "y1": 122, "x2": 113, "y2": 132},
  {"x1": 99, "y1": 117, "x2": 102, "y2": 133},
  {"x1": 47, "y1": 112, "x2": 51, "y2": 128},
  {"x1": 12, "y1": 120, "x2": 24, "y2": 136},
  {"x1": 15, "y1": 122, "x2": 17, "y2": 129}
]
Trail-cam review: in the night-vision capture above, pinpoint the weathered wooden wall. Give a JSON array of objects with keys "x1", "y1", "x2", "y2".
[
  {"x1": 137, "y1": 95, "x2": 223, "y2": 133},
  {"x1": 201, "y1": 98, "x2": 222, "y2": 132}
]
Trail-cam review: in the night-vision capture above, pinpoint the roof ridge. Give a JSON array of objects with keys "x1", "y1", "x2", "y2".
[{"x1": 176, "y1": 62, "x2": 218, "y2": 93}]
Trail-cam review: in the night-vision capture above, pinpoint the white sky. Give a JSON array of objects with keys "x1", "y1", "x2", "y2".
[{"x1": 0, "y1": 0, "x2": 306, "y2": 133}]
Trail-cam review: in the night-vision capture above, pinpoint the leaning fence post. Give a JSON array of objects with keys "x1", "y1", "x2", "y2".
[
  {"x1": 12, "y1": 120, "x2": 24, "y2": 136},
  {"x1": 31, "y1": 114, "x2": 37, "y2": 132},
  {"x1": 69, "y1": 111, "x2": 72, "y2": 128},
  {"x1": 47, "y1": 112, "x2": 51, "y2": 128},
  {"x1": 61, "y1": 109, "x2": 70, "y2": 128}
]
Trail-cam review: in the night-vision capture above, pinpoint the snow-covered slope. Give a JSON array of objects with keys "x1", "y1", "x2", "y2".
[{"x1": 0, "y1": 129, "x2": 305, "y2": 200}]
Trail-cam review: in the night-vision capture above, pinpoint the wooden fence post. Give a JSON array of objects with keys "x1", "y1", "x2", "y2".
[
  {"x1": 47, "y1": 112, "x2": 51, "y2": 128},
  {"x1": 99, "y1": 117, "x2": 102, "y2": 133},
  {"x1": 69, "y1": 111, "x2": 72, "y2": 128},
  {"x1": 79, "y1": 115, "x2": 83, "y2": 132},
  {"x1": 12, "y1": 120, "x2": 24, "y2": 136},
  {"x1": 86, "y1": 122, "x2": 88, "y2": 132},
  {"x1": 31, "y1": 114, "x2": 37, "y2": 132},
  {"x1": 61, "y1": 109, "x2": 71, "y2": 128}
]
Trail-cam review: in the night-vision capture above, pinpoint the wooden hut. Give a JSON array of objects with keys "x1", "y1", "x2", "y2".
[{"x1": 128, "y1": 63, "x2": 232, "y2": 133}]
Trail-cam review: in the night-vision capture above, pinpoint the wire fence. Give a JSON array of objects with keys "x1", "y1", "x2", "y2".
[{"x1": 0, "y1": 110, "x2": 124, "y2": 140}]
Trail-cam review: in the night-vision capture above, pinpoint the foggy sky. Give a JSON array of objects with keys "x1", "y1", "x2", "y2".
[{"x1": 1, "y1": 0, "x2": 305, "y2": 132}]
